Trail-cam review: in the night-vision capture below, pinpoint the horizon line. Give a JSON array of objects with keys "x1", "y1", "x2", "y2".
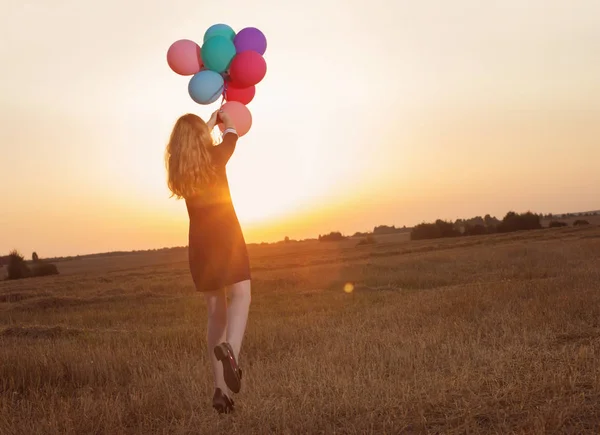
[{"x1": 2, "y1": 207, "x2": 598, "y2": 262}]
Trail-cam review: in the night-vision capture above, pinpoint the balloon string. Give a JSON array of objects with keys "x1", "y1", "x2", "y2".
[{"x1": 220, "y1": 80, "x2": 228, "y2": 107}]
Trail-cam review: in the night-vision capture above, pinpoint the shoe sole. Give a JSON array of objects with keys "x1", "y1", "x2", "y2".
[
  {"x1": 213, "y1": 402, "x2": 234, "y2": 414},
  {"x1": 212, "y1": 388, "x2": 235, "y2": 414},
  {"x1": 214, "y1": 343, "x2": 241, "y2": 394}
]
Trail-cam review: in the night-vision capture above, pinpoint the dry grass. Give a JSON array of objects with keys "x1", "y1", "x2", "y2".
[{"x1": 1, "y1": 225, "x2": 600, "y2": 434}]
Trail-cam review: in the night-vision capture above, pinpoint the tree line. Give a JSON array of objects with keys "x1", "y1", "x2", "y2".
[
  {"x1": 315, "y1": 210, "x2": 595, "y2": 243},
  {"x1": 410, "y1": 211, "x2": 591, "y2": 241}
]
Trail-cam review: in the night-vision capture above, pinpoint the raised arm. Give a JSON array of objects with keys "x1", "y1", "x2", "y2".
[
  {"x1": 212, "y1": 130, "x2": 238, "y2": 166},
  {"x1": 213, "y1": 109, "x2": 239, "y2": 165}
]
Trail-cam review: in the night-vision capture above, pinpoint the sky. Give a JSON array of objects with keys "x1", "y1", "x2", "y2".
[{"x1": 1, "y1": 0, "x2": 599, "y2": 258}]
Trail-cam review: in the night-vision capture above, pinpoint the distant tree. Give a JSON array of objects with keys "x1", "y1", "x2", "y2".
[
  {"x1": 469, "y1": 216, "x2": 485, "y2": 226},
  {"x1": 373, "y1": 225, "x2": 397, "y2": 235},
  {"x1": 284, "y1": 236, "x2": 290, "y2": 243},
  {"x1": 497, "y1": 211, "x2": 542, "y2": 233},
  {"x1": 410, "y1": 223, "x2": 441, "y2": 240},
  {"x1": 435, "y1": 219, "x2": 461, "y2": 238},
  {"x1": 32, "y1": 252, "x2": 39, "y2": 262},
  {"x1": 483, "y1": 215, "x2": 500, "y2": 233},
  {"x1": 410, "y1": 219, "x2": 459, "y2": 241},
  {"x1": 464, "y1": 223, "x2": 487, "y2": 236}
]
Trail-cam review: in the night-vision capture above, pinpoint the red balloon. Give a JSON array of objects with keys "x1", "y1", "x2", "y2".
[
  {"x1": 218, "y1": 101, "x2": 252, "y2": 137},
  {"x1": 225, "y1": 82, "x2": 255, "y2": 105},
  {"x1": 229, "y1": 51, "x2": 267, "y2": 88}
]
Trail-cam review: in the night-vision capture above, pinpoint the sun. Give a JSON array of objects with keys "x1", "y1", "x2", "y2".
[
  {"x1": 227, "y1": 169, "x2": 316, "y2": 225},
  {"x1": 224, "y1": 139, "x2": 327, "y2": 225}
]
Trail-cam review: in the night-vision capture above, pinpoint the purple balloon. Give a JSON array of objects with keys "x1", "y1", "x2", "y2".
[{"x1": 234, "y1": 27, "x2": 267, "y2": 55}]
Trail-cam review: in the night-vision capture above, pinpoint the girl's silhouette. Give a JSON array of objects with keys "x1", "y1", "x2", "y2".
[{"x1": 165, "y1": 110, "x2": 251, "y2": 414}]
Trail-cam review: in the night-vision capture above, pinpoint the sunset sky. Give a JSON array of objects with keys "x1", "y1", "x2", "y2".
[{"x1": 1, "y1": 0, "x2": 599, "y2": 258}]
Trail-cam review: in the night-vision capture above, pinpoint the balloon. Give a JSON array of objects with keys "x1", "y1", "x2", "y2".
[
  {"x1": 224, "y1": 82, "x2": 255, "y2": 105},
  {"x1": 234, "y1": 27, "x2": 267, "y2": 55},
  {"x1": 204, "y1": 23, "x2": 236, "y2": 42},
  {"x1": 166, "y1": 39, "x2": 202, "y2": 76},
  {"x1": 229, "y1": 51, "x2": 267, "y2": 88},
  {"x1": 188, "y1": 70, "x2": 224, "y2": 105},
  {"x1": 201, "y1": 36, "x2": 236, "y2": 73},
  {"x1": 218, "y1": 101, "x2": 252, "y2": 137}
]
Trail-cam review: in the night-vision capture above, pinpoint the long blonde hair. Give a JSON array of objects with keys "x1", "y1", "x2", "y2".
[{"x1": 165, "y1": 113, "x2": 217, "y2": 199}]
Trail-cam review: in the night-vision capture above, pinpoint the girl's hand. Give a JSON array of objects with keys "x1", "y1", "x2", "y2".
[
  {"x1": 218, "y1": 109, "x2": 236, "y2": 130},
  {"x1": 206, "y1": 110, "x2": 219, "y2": 130}
]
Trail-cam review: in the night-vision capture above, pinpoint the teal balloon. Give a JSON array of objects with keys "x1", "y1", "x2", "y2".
[
  {"x1": 188, "y1": 70, "x2": 224, "y2": 105},
  {"x1": 201, "y1": 36, "x2": 236, "y2": 73},
  {"x1": 203, "y1": 23, "x2": 236, "y2": 42}
]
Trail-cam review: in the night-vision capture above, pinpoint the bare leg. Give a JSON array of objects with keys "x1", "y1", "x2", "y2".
[
  {"x1": 203, "y1": 288, "x2": 229, "y2": 393},
  {"x1": 225, "y1": 279, "x2": 252, "y2": 361}
]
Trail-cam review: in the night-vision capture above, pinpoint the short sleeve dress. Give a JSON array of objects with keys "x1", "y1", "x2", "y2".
[{"x1": 185, "y1": 132, "x2": 251, "y2": 292}]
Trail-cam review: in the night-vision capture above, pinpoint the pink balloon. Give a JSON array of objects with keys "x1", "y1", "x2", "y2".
[
  {"x1": 167, "y1": 39, "x2": 203, "y2": 76},
  {"x1": 218, "y1": 101, "x2": 252, "y2": 137}
]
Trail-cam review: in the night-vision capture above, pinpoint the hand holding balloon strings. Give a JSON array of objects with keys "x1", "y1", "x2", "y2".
[
  {"x1": 166, "y1": 24, "x2": 267, "y2": 137},
  {"x1": 218, "y1": 109, "x2": 235, "y2": 131},
  {"x1": 206, "y1": 110, "x2": 220, "y2": 131}
]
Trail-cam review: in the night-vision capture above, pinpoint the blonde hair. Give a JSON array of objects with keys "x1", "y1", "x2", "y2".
[{"x1": 164, "y1": 113, "x2": 217, "y2": 199}]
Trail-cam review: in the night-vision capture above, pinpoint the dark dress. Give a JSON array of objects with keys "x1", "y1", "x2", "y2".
[{"x1": 185, "y1": 132, "x2": 251, "y2": 292}]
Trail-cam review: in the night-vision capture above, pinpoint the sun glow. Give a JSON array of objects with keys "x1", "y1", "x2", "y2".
[{"x1": 3, "y1": 0, "x2": 600, "y2": 259}]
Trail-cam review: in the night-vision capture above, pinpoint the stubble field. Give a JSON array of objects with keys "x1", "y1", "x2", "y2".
[{"x1": 1, "y1": 224, "x2": 600, "y2": 434}]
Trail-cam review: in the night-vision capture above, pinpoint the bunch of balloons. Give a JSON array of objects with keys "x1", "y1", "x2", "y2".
[{"x1": 167, "y1": 23, "x2": 267, "y2": 136}]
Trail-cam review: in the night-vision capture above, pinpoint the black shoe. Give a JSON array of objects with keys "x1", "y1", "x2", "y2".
[
  {"x1": 214, "y1": 342, "x2": 242, "y2": 394},
  {"x1": 212, "y1": 388, "x2": 234, "y2": 414}
]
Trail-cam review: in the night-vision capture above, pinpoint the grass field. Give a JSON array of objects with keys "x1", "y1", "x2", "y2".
[{"x1": 1, "y1": 224, "x2": 600, "y2": 434}]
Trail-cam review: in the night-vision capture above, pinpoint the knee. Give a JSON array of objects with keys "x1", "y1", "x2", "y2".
[{"x1": 229, "y1": 280, "x2": 251, "y2": 303}]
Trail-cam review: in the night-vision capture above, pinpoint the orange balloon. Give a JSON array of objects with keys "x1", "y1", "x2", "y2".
[{"x1": 218, "y1": 101, "x2": 252, "y2": 137}]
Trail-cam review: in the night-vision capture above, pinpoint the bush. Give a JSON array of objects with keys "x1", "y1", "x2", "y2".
[
  {"x1": 29, "y1": 262, "x2": 59, "y2": 277},
  {"x1": 549, "y1": 221, "x2": 568, "y2": 228},
  {"x1": 7, "y1": 250, "x2": 30, "y2": 280},
  {"x1": 5, "y1": 250, "x2": 59, "y2": 280},
  {"x1": 318, "y1": 231, "x2": 346, "y2": 242},
  {"x1": 356, "y1": 235, "x2": 377, "y2": 246},
  {"x1": 573, "y1": 219, "x2": 590, "y2": 226}
]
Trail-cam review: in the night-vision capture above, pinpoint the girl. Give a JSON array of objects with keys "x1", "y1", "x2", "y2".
[{"x1": 165, "y1": 110, "x2": 251, "y2": 414}]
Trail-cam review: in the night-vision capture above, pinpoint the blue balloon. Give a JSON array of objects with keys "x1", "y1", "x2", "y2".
[{"x1": 188, "y1": 70, "x2": 224, "y2": 105}]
